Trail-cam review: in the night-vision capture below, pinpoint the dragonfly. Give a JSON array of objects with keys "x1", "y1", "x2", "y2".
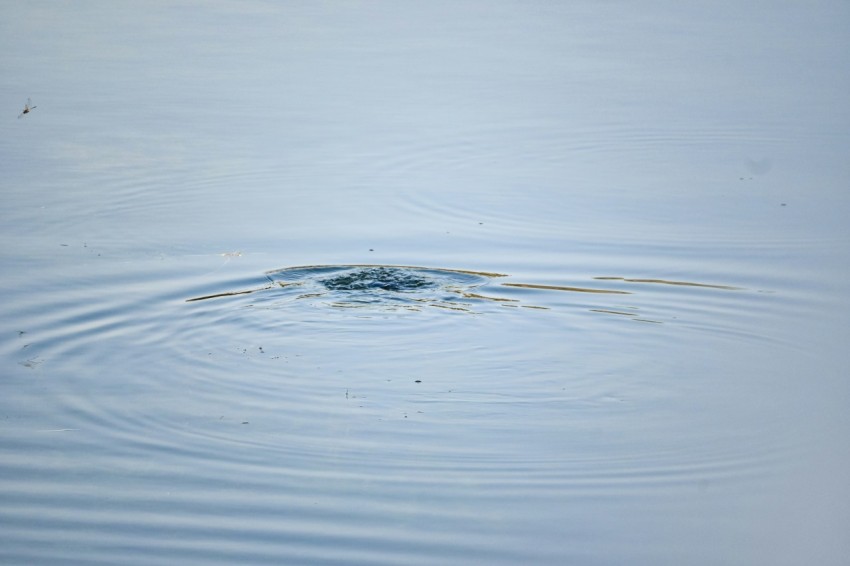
[{"x1": 18, "y1": 98, "x2": 36, "y2": 118}]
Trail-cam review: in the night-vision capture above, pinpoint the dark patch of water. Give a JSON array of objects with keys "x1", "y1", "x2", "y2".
[{"x1": 319, "y1": 266, "x2": 437, "y2": 292}]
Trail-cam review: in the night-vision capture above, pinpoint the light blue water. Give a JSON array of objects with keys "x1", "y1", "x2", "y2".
[{"x1": 2, "y1": 2, "x2": 849, "y2": 565}]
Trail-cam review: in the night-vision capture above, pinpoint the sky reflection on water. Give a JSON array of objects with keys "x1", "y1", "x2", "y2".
[{"x1": 2, "y1": 2, "x2": 849, "y2": 565}]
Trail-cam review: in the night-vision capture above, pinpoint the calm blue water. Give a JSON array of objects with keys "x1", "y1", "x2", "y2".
[{"x1": 2, "y1": 2, "x2": 849, "y2": 565}]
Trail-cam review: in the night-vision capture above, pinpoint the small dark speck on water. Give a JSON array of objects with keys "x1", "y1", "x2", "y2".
[
  {"x1": 414, "y1": 380, "x2": 422, "y2": 383},
  {"x1": 241, "y1": 422, "x2": 249, "y2": 425}
]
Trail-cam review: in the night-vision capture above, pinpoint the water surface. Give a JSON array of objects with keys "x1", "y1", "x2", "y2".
[{"x1": 2, "y1": 2, "x2": 849, "y2": 565}]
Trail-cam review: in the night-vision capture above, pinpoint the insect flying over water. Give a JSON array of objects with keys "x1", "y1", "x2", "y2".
[{"x1": 18, "y1": 98, "x2": 36, "y2": 119}]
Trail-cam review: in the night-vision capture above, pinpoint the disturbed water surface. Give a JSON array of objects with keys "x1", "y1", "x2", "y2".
[
  {"x1": 199, "y1": 264, "x2": 507, "y2": 311},
  {"x1": 2, "y1": 2, "x2": 850, "y2": 565}
]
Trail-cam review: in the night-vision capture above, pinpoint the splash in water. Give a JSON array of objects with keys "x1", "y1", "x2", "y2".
[
  {"x1": 186, "y1": 263, "x2": 744, "y2": 322},
  {"x1": 319, "y1": 266, "x2": 438, "y2": 292}
]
